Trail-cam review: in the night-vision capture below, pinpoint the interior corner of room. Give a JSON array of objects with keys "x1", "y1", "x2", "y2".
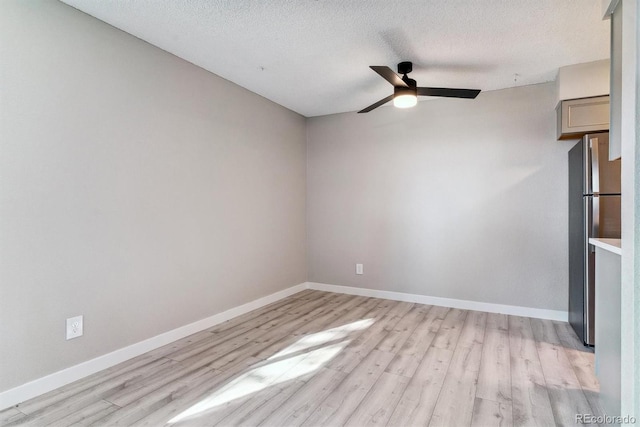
[{"x1": 0, "y1": 0, "x2": 638, "y2": 424}]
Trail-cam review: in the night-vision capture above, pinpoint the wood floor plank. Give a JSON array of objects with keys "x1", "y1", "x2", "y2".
[
  {"x1": 429, "y1": 310, "x2": 487, "y2": 427},
  {"x1": 508, "y1": 316, "x2": 555, "y2": 427},
  {"x1": 301, "y1": 349, "x2": 395, "y2": 426},
  {"x1": 166, "y1": 313, "x2": 293, "y2": 363},
  {"x1": 476, "y1": 313, "x2": 511, "y2": 405},
  {"x1": 144, "y1": 330, "x2": 216, "y2": 360},
  {"x1": 14, "y1": 354, "x2": 164, "y2": 415},
  {"x1": 172, "y1": 329, "x2": 350, "y2": 425},
  {"x1": 164, "y1": 296, "x2": 370, "y2": 426},
  {"x1": 8, "y1": 391, "x2": 115, "y2": 427},
  {"x1": 324, "y1": 292, "x2": 363, "y2": 306},
  {"x1": 283, "y1": 292, "x2": 344, "y2": 316},
  {"x1": 130, "y1": 361, "x2": 258, "y2": 426},
  {"x1": 258, "y1": 293, "x2": 367, "y2": 343},
  {"x1": 212, "y1": 379, "x2": 306, "y2": 427},
  {"x1": 326, "y1": 301, "x2": 413, "y2": 373},
  {"x1": 136, "y1": 292, "x2": 365, "y2": 424},
  {"x1": 343, "y1": 371, "x2": 409, "y2": 426},
  {"x1": 553, "y1": 321, "x2": 605, "y2": 418},
  {"x1": 8, "y1": 357, "x2": 174, "y2": 425},
  {"x1": 169, "y1": 295, "x2": 344, "y2": 371},
  {"x1": 206, "y1": 294, "x2": 304, "y2": 334},
  {"x1": 252, "y1": 294, "x2": 377, "y2": 361},
  {"x1": 98, "y1": 368, "x2": 224, "y2": 426},
  {"x1": 431, "y1": 308, "x2": 468, "y2": 350},
  {"x1": 181, "y1": 378, "x2": 302, "y2": 426},
  {"x1": 215, "y1": 299, "x2": 392, "y2": 426},
  {"x1": 375, "y1": 305, "x2": 428, "y2": 354},
  {"x1": 103, "y1": 361, "x2": 212, "y2": 407},
  {"x1": 470, "y1": 397, "x2": 513, "y2": 427},
  {"x1": 328, "y1": 295, "x2": 370, "y2": 312},
  {"x1": 165, "y1": 307, "x2": 298, "y2": 363},
  {"x1": 261, "y1": 295, "x2": 316, "y2": 314},
  {"x1": 289, "y1": 289, "x2": 320, "y2": 300},
  {"x1": 47, "y1": 399, "x2": 118, "y2": 427},
  {"x1": 202, "y1": 296, "x2": 363, "y2": 373},
  {"x1": 201, "y1": 292, "x2": 329, "y2": 341},
  {"x1": 258, "y1": 367, "x2": 347, "y2": 427},
  {"x1": 387, "y1": 346, "x2": 454, "y2": 426},
  {"x1": 0, "y1": 407, "x2": 26, "y2": 425},
  {"x1": 314, "y1": 299, "x2": 397, "y2": 372},
  {"x1": 530, "y1": 318, "x2": 593, "y2": 426},
  {"x1": 312, "y1": 292, "x2": 353, "y2": 310},
  {"x1": 170, "y1": 344, "x2": 329, "y2": 426},
  {"x1": 384, "y1": 305, "x2": 449, "y2": 378}
]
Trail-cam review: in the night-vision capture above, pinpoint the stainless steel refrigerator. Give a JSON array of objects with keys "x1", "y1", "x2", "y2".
[{"x1": 568, "y1": 133, "x2": 621, "y2": 346}]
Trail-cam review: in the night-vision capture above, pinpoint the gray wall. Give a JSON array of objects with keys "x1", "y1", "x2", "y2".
[
  {"x1": 307, "y1": 82, "x2": 570, "y2": 311},
  {"x1": 0, "y1": 1, "x2": 306, "y2": 392}
]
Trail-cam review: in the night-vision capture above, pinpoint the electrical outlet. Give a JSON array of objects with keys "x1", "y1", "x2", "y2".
[
  {"x1": 66, "y1": 315, "x2": 83, "y2": 340},
  {"x1": 356, "y1": 263, "x2": 364, "y2": 275}
]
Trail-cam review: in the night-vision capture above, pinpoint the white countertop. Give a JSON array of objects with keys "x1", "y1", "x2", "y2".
[{"x1": 589, "y1": 238, "x2": 622, "y2": 255}]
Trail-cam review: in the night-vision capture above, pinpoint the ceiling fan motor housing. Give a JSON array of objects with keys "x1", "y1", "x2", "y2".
[{"x1": 397, "y1": 61, "x2": 413, "y2": 75}]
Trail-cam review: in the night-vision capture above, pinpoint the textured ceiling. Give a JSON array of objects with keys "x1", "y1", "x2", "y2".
[{"x1": 59, "y1": 0, "x2": 610, "y2": 117}]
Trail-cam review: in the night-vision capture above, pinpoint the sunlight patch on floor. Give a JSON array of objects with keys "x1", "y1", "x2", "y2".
[
  {"x1": 167, "y1": 318, "x2": 374, "y2": 424},
  {"x1": 267, "y1": 318, "x2": 374, "y2": 360}
]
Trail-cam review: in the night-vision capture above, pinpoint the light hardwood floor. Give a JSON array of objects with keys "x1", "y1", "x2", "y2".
[{"x1": 1, "y1": 290, "x2": 604, "y2": 426}]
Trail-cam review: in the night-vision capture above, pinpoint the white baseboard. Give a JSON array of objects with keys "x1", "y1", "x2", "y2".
[
  {"x1": 306, "y1": 282, "x2": 568, "y2": 322},
  {"x1": 1, "y1": 280, "x2": 567, "y2": 410},
  {"x1": 0, "y1": 282, "x2": 307, "y2": 411}
]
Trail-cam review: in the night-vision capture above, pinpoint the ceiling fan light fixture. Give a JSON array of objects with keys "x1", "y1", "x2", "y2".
[{"x1": 393, "y1": 87, "x2": 417, "y2": 108}]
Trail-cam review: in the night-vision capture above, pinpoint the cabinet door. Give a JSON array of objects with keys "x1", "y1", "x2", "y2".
[{"x1": 557, "y1": 96, "x2": 610, "y2": 140}]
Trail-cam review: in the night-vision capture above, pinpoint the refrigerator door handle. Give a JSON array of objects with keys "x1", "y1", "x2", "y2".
[
  {"x1": 585, "y1": 197, "x2": 595, "y2": 255},
  {"x1": 592, "y1": 196, "x2": 600, "y2": 242},
  {"x1": 584, "y1": 195, "x2": 596, "y2": 345},
  {"x1": 590, "y1": 136, "x2": 600, "y2": 194},
  {"x1": 584, "y1": 137, "x2": 592, "y2": 194}
]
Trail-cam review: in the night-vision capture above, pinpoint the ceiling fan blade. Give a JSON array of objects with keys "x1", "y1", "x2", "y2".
[
  {"x1": 417, "y1": 87, "x2": 481, "y2": 99},
  {"x1": 358, "y1": 95, "x2": 394, "y2": 113},
  {"x1": 370, "y1": 66, "x2": 409, "y2": 88}
]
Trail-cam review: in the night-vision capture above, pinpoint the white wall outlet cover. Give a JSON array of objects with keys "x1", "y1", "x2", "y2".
[
  {"x1": 66, "y1": 315, "x2": 83, "y2": 340},
  {"x1": 356, "y1": 264, "x2": 364, "y2": 275}
]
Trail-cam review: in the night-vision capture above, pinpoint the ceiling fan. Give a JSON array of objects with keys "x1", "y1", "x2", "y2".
[{"x1": 358, "y1": 61, "x2": 481, "y2": 113}]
